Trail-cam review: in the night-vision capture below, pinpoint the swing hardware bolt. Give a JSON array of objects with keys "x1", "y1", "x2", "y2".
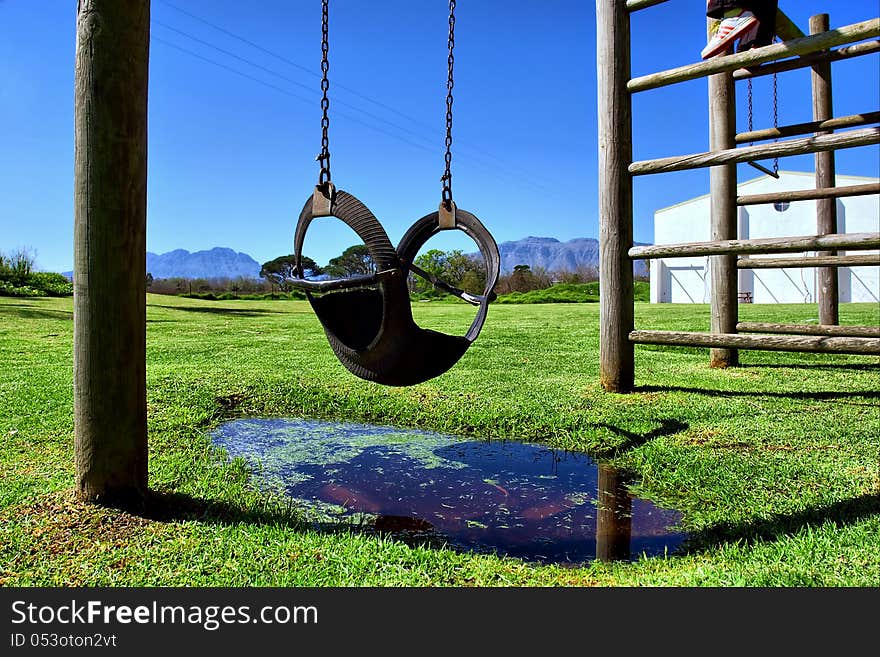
[
  {"x1": 312, "y1": 181, "x2": 335, "y2": 217},
  {"x1": 438, "y1": 199, "x2": 456, "y2": 229}
]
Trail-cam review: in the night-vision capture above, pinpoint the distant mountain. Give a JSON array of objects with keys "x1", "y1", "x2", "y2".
[
  {"x1": 145, "y1": 248, "x2": 262, "y2": 280},
  {"x1": 63, "y1": 247, "x2": 262, "y2": 281},
  {"x1": 61, "y1": 237, "x2": 651, "y2": 282},
  {"x1": 478, "y1": 236, "x2": 649, "y2": 276}
]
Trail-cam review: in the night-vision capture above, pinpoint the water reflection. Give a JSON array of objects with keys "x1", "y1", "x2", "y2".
[
  {"x1": 210, "y1": 418, "x2": 686, "y2": 565},
  {"x1": 597, "y1": 465, "x2": 633, "y2": 562}
]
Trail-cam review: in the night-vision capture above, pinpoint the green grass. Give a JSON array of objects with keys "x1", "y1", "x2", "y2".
[{"x1": 1, "y1": 294, "x2": 878, "y2": 586}]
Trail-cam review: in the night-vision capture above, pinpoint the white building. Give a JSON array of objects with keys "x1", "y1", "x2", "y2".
[{"x1": 650, "y1": 171, "x2": 880, "y2": 305}]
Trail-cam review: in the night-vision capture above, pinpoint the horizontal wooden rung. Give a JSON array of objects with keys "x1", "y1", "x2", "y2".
[
  {"x1": 737, "y1": 183, "x2": 880, "y2": 206},
  {"x1": 629, "y1": 128, "x2": 880, "y2": 176},
  {"x1": 625, "y1": 0, "x2": 669, "y2": 11},
  {"x1": 629, "y1": 232, "x2": 880, "y2": 259},
  {"x1": 627, "y1": 18, "x2": 880, "y2": 93},
  {"x1": 737, "y1": 254, "x2": 880, "y2": 269},
  {"x1": 736, "y1": 322, "x2": 880, "y2": 338},
  {"x1": 629, "y1": 330, "x2": 880, "y2": 355},
  {"x1": 732, "y1": 40, "x2": 880, "y2": 81},
  {"x1": 735, "y1": 112, "x2": 880, "y2": 145}
]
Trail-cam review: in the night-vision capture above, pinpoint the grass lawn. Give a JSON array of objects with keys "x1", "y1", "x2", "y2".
[{"x1": 1, "y1": 294, "x2": 878, "y2": 586}]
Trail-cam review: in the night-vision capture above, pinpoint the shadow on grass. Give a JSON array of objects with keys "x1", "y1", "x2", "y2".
[
  {"x1": 120, "y1": 490, "x2": 448, "y2": 550},
  {"x1": 0, "y1": 306, "x2": 73, "y2": 321},
  {"x1": 683, "y1": 493, "x2": 880, "y2": 554},
  {"x1": 149, "y1": 304, "x2": 286, "y2": 317},
  {"x1": 136, "y1": 490, "x2": 309, "y2": 528},
  {"x1": 738, "y1": 362, "x2": 880, "y2": 372},
  {"x1": 635, "y1": 384, "x2": 879, "y2": 401},
  {"x1": 96, "y1": 485, "x2": 878, "y2": 566},
  {"x1": 591, "y1": 418, "x2": 689, "y2": 457}
]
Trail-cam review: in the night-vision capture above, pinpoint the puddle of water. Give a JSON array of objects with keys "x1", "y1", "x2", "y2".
[{"x1": 209, "y1": 418, "x2": 687, "y2": 565}]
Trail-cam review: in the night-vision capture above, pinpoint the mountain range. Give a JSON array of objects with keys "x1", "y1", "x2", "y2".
[
  {"x1": 146, "y1": 248, "x2": 261, "y2": 280},
  {"x1": 490, "y1": 236, "x2": 647, "y2": 276},
  {"x1": 63, "y1": 247, "x2": 262, "y2": 281},
  {"x1": 64, "y1": 239, "x2": 649, "y2": 280}
]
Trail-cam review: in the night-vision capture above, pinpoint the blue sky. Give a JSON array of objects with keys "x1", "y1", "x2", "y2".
[{"x1": 1, "y1": 0, "x2": 878, "y2": 273}]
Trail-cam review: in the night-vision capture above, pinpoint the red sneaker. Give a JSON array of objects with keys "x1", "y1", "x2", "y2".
[{"x1": 702, "y1": 10, "x2": 758, "y2": 59}]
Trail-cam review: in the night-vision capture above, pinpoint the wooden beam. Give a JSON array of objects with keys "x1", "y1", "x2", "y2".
[
  {"x1": 737, "y1": 322, "x2": 880, "y2": 338},
  {"x1": 74, "y1": 0, "x2": 150, "y2": 503},
  {"x1": 732, "y1": 40, "x2": 880, "y2": 81},
  {"x1": 629, "y1": 127, "x2": 880, "y2": 176},
  {"x1": 629, "y1": 330, "x2": 880, "y2": 355},
  {"x1": 627, "y1": 18, "x2": 880, "y2": 93},
  {"x1": 707, "y1": 37, "x2": 738, "y2": 368},
  {"x1": 596, "y1": 0, "x2": 635, "y2": 393},
  {"x1": 737, "y1": 183, "x2": 880, "y2": 206},
  {"x1": 629, "y1": 232, "x2": 880, "y2": 259},
  {"x1": 737, "y1": 254, "x2": 880, "y2": 269},
  {"x1": 812, "y1": 14, "x2": 839, "y2": 326},
  {"x1": 735, "y1": 112, "x2": 880, "y2": 144},
  {"x1": 625, "y1": 0, "x2": 668, "y2": 11},
  {"x1": 775, "y1": 9, "x2": 806, "y2": 40}
]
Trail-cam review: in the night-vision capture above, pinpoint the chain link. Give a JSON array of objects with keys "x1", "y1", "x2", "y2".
[
  {"x1": 772, "y1": 71, "x2": 779, "y2": 176},
  {"x1": 318, "y1": 0, "x2": 331, "y2": 185},
  {"x1": 747, "y1": 78, "x2": 753, "y2": 139},
  {"x1": 441, "y1": 0, "x2": 455, "y2": 207}
]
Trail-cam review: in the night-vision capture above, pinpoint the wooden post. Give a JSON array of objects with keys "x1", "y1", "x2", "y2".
[
  {"x1": 707, "y1": 24, "x2": 738, "y2": 368},
  {"x1": 596, "y1": 0, "x2": 634, "y2": 392},
  {"x1": 74, "y1": 0, "x2": 150, "y2": 504},
  {"x1": 811, "y1": 14, "x2": 839, "y2": 326}
]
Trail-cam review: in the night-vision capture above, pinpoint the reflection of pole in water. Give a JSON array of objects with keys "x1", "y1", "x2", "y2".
[{"x1": 596, "y1": 464, "x2": 633, "y2": 562}]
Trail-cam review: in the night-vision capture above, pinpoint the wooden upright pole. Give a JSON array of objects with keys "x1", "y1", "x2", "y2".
[
  {"x1": 74, "y1": 0, "x2": 150, "y2": 503},
  {"x1": 597, "y1": 0, "x2": 635, "y2": 392},
  {"x1": 707, "y1": 23, "x2": 738, "y2": 368},
  {"x1": 811, "y1": 13, "x2": 839, "y2": 326}
]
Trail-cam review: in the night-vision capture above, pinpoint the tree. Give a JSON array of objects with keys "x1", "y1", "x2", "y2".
[
  {"x1": 325, "y1": 244, "x2": 375, "y2": 278},
  {"x1": 451, "y1": 252, "x2": 486, "y2": 294},
  {"x1": 0, "y1": 248, "x2": 36, "y2": 286},
  {"x1": 260, "y1": 254, "x2": 322, "y2": 291},
  {"x1": 496, "y1": 264, "x2": 552, "y2": 294},
  {"x1": 410, "y1": 249, "x2": 448, "y2": 295},
  {"x1": 409, "y1": 249, "x2": 487, "y2": 296},
  {"x1": 459, "y1": 267, "x2": 486, "y2": 295}
]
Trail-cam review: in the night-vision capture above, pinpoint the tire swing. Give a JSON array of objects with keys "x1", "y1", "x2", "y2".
[{"x1": 290, "y1": 0, "x2": 500, "y2": 387}]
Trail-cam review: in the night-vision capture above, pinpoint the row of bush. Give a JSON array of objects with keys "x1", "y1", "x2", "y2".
[
  {"x1": 0, "y1": 250, "x2": 73, "y2": 298},
  {"x1": 155, "y1": 273, "x2": 650, "y2": 305},
  {"x1": 494, "y1": 281, "x2": 650, "y2": 304},
  {"x1": 180, "y1": 291, "x2": 306, "y2": 301}
]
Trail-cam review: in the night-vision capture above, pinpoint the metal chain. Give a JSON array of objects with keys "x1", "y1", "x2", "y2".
[
  {"x1": 317, "y1": 0, "x2": 331, "y2": 185},
  {"x1": 441, "y1": 0, "x2": 455, "y2": 208},
  {"x1": 772, "y1": 71, "x2": 779, "y2": 176},
  {"x1": 747, "y1": 78, "x2": 753, "y2": 140}
]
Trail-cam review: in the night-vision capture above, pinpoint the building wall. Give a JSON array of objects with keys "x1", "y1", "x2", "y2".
[{"x1": 651, "y1": 172, "x2": 879, "y2": 305}]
